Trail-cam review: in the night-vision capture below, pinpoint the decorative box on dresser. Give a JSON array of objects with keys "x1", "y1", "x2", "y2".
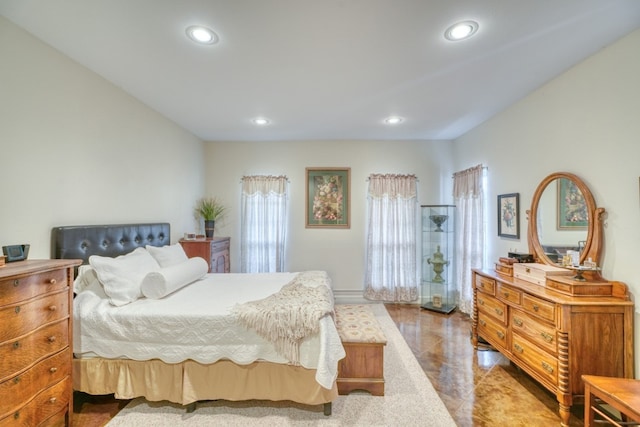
[
  {"x1": 179, "y1": 237, "x2": 230, "y2": 273},
  {"x1": 0, "y1": 259, "x2": 81, "y2": 427}
]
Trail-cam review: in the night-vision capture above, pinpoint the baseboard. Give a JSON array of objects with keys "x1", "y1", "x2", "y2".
[
  {"x1": 333, "y1": 290, "x2": 369, "y2": 304},
  {"x1": 332, "y1": 289, "x2": 422, "y2": 305}
]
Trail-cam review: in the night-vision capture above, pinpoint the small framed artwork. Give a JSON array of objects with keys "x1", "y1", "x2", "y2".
[
  {"x1": 557, "y1": 177, "x2": 588, "y2": 229},
  {"x1": 305, "y1": 167, "x2": 350, "y2": 228},
  {"x1": 497, "y1": 193, "x2": 519, "y2": 238}
]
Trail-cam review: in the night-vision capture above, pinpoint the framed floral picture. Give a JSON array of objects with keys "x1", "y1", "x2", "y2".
[
  {"x1": 557, "y1": 177, "x2": 588, "y2": 229},
  {"x1": 305, "y1": 167, "x2": 350, "y2": 228},
  {"x1": 497, "y1": 193, "x2": 519, "y2": 238}
]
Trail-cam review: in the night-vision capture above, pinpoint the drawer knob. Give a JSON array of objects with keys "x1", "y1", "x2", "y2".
[
  {"x1": 478, "y1": 299, "x2": 484, "y2": 305},
  {"x1": 540, "y1": 332, "x2": 553, "y2": 343},
  {"x1": 496, "y1": 331, "x2": 505, "y2": 340},
  {"x1": 49, "y1": 397, "x2": 57, "y2": 404},
  {"x1": 494, "y1": 308, "x2": 503, "y2": 316},
  {"x1": 479, "y1": 319, "x2": 486, "y2": 327},
  {"x1": 13, "y1": 279, "x2": 20, "y2": 287},
  {"x1": 13, "y1": 341, "x2": 20, "y2": 350},
  {"x1": 526, "y1": 267, "x2": 531, "y2": 273},
  {"x1": 513, "y1": 317, "x2": 523, "y2": 327},
  {"x1": 15, "y1": 306, "x2": 21, "y2": 314},
  {"x1": 49, "y1": 278, "x2": 57, "y2": 285},
  {"x1": 50, "y1": 367, "x2": 58, "y2": 373},
  {"x1": 514, "y1": 343, "x2": 524, "y2": 353},
  {"x1": 49, "y1": 305, "x2": 57, "y2": 311},
  {"x1": 541, "y1": 362, "x2": 554, "y2": 374},
  {"x1": 532, "y1": 305, "x2": 540, "y2": 312},
  {"x1": 48, "y1": 336, "x2": 56, "y2": 343},
  {"x1": 13, "y1": 376, "x2": 21, "y2": 384},
  {"x1": 14, "y1": 412, "x2": 20, "y2": 420},
  {"x1": 503, "y1": 292, "x2": 509, "y2": 298}
]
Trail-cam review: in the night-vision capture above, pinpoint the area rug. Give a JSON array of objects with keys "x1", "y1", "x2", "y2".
[{"x1": 106, "y1": 304, "x2": 455, "y2": 426}]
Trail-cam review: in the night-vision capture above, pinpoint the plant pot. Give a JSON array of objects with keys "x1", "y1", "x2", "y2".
[{"x1": 204, "y1": 220, "x2": 215, "y2": 238}]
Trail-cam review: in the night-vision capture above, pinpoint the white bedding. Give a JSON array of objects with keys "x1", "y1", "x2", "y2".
[{"x1": 73, "y1": 272, "x2": 345, "y2": 389}]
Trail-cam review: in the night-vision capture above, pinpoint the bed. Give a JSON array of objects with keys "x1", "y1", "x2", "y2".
[{"x1": 52, "y1": 223, "x2": 344, "y2": 415}]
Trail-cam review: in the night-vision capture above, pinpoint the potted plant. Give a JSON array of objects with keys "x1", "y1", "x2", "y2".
[{"x1": 194, "y1": 197, "x2": 227, "y2": 238}]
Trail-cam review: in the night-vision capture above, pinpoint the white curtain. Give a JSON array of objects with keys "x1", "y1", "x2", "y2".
[
  {"x1": 240, "y1": 175, "x2": 288, "y2": 273},
  {"x1": 364, "y1": 174, "x2": 419, "y2": 302},
  {"x1": 453, "y1": 164, "x2": 486, "y2": 314}
]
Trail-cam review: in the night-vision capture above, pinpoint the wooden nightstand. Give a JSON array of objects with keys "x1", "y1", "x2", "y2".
[{"x1": 179, "y1": 237, "x2": 230, "y2": 273}]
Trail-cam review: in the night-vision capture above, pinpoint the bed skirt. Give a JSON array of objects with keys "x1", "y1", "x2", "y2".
[{"x1": 73, "y1": 357, "x2": 338, "y2": 406}]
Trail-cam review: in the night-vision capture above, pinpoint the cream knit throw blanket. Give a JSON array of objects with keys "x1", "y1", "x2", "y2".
[{"x1": 232, "y1": 271, "x2": 334, "y2": 365}]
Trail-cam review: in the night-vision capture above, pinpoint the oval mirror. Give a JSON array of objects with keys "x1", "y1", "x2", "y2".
[{"x1": 527, "y1": 172, "x2": 604, "y2": 267}]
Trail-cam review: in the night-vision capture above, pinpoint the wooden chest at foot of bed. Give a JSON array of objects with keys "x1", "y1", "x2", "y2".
[{"x1": 334, "y1": 304, "x2": 387, "y2": 396}]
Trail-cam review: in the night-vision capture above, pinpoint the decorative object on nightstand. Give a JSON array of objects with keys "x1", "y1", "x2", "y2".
[
  {"x1": 0, "y1": 259, "x2": 81, "y2": 426},
  {"x1": 421, "y1": 205, "x2": 456, "y2": 314},
  {"x1": 179, "y1": 237, "x2": 230, "y2": 273},
  {"x1": 194, "y1": 197, "x2": 227, "y2": 238}
]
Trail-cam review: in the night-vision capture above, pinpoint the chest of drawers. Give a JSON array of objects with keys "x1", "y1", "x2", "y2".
[
  {"x1": 179, "y1": 237, "x2": 230, "y2": 273},
  {"x1": 472, "y1": 268, "x2": 634, "y2": 427},
  {"x1": 0, "y1": 259, "x2": 80, "y2": 427}
]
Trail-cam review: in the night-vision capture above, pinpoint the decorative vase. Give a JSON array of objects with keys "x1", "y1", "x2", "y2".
[
  {"x1": 427, "y1": 245, "x2": 450, "y2": 283},
  {"x1": 204, "y1": 220, "x2": 215, "y2": 238},
  {"x1": 429, "y1": 214, "x2": 448, "y2": 232}
]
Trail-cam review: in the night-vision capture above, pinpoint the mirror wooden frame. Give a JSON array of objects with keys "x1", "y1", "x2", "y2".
[{"x1": 526, "y1": 172, "x2": 604, "y2": 269}]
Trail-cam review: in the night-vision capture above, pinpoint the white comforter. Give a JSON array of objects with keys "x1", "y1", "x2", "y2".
[{"x1": 73, "y1": 272, "x2": 345, "y2": 389}]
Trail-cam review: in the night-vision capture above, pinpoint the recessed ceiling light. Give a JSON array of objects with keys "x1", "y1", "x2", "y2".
[
  {"x1": 252, "y1": 117, "x2": 270, "y2": 126},
  {"x1": 185, "y1": 25, "x2": 218, "y2": 45},
  {"x1": 384, "y1": 116, "x2": 404, "y2": 125},
  {"x1": 444, "y1": 20, "x2": 479, "y2": 41}
]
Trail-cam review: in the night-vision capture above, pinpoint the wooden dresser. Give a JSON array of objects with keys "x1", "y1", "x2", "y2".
[
  {"x1": 179, "y1": 237, "x2": 230, "y2": 273},
  {"x1": 472, "y1": 268, "x2": 634, "y2": 427},
  {"x1": 0, "y1": 259, "x2": 80, "y2": 427}
]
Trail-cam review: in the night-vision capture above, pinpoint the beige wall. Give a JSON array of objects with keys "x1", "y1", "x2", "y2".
[
  {"x1": 453, "y1": 29, "x2": 640, "y2": 371},
  {"x1": 203, "y1": 140, "x2": 453, "y2": 299},
  {"x1": 0, "y1": 16, "x2": 206, "y2": 257}
]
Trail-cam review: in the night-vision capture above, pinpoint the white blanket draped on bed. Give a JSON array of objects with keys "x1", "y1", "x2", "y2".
[
  {"x1": 232, "y1": 271, "x2": 334, "y2": 365},
  {"x1": 73, "y1": 272, "x2": 345, "y2": 389}
]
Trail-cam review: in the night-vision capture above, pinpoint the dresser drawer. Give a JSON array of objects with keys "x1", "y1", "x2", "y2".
[
  {"x1": 477, "y1": 312, "x2": 508, "y2": 350},
  {"x1": 512, "y1": 333, "x2": 558, "y2": 386},
  {"x1": 496, "y1": 282, "x2": 522, "y2": 305},
  {"x1": 0, "y1": 376, "x2": 70, "y2": 427},
  {"x1": 511, "y1": 308, "x2": 557, "y2": 355},
  {"x1": 0, "y1": 320, "x2": 69, "y2": 381},
  {"x1": 522, "y1": 293, "x2": 556, "y2": 323},
  {"x1": 476, "y1": 294, "x2": 507, "y2": 324},
  {"x1": 0, "y1": 290, "x2": 69, "y2": 343},
  {"x1": 0, "y1": 269, "x2": 68, "y2": 307},
  {"x1": 0, "y1": 348, "x2": 70, "y2": 420},
  {"x1": 475, "y1": 274, "x2": 495, "y2": 295}
]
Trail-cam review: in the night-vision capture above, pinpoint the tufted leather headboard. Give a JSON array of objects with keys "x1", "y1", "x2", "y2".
[{"x1": 52, "y1": 223, "x2": 170, "y2": 265}]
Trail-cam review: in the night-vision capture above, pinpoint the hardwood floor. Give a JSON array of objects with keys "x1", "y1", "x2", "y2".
[{"x1": 72, "y1": 303, "x2": 584, "y2": 426}]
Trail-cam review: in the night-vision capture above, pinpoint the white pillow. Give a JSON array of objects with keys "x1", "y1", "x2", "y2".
[
  {"x1": 89, "y1": 247, "x2": 160, "y2": 306},
  {"x1": 141, "y1": 257, "x2": 208, "y2": 299},
  {"x1": 74, "y1": 264, "x2": 99, "y2": 294},
  {"x1": 146, "y1": 243, "x2": 189, "y2": 268}
]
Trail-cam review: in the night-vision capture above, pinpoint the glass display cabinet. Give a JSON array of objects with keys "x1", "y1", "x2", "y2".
[{"x1": 421, "y1": 205, "x2": 456, "y2": 314}]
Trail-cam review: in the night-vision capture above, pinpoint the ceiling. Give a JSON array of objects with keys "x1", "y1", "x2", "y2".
[{"x1": 1, "y1": 1, "x2": 639, "y2": 142}]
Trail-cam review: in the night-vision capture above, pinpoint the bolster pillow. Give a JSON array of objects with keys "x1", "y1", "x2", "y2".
[{"x1": 141, "y1": 257, "x2": 209, "y2": 299}]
